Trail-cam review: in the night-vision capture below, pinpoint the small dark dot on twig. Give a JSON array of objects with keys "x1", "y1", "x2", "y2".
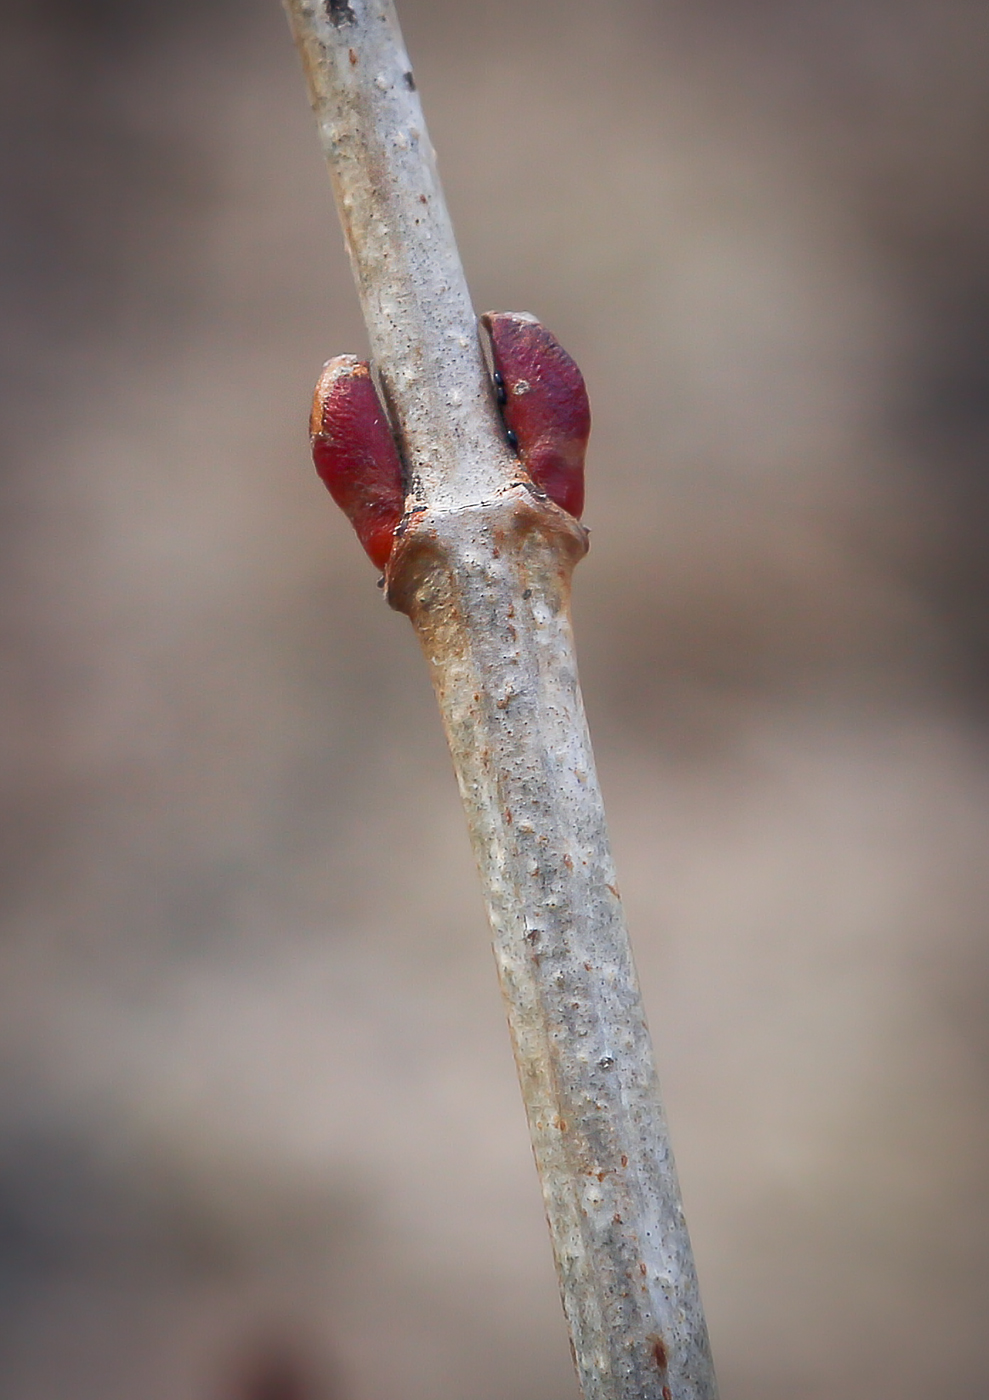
[{"x1": 326, "y1": 0, "x2": 356, "y2": 25}]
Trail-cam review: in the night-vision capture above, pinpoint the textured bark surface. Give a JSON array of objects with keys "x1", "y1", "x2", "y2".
[
  {"x1": 285, "y1": 0, "x2": 511, "y2": 511},
  {"x1": 282, "y1": 1, "x2": 717, "y2": 1395},
  {"x1": 389, "y1": 495, "x2": 715, "y2": 1397}
]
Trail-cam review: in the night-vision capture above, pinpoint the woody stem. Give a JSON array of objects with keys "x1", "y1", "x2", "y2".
[{"x1": 282, "y1": 2, "x2": 718, "y2": 1396}]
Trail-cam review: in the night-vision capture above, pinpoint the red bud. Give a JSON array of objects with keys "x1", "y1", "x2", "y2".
[
  {"x1": 482, "y1": 312, "x2": 589, "y2": 518},
  {"x1": 310, "y1": 356, "x2": 405, "y2": 570}
]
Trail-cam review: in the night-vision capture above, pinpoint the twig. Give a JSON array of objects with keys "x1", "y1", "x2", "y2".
[{"x1": 282, "y1": 3, "x2": 718, "y2": 1396}]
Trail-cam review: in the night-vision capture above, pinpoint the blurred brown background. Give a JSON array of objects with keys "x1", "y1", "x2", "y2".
[{"x1": 2, "y1": 0, "x2": 988, "y2": 1396}]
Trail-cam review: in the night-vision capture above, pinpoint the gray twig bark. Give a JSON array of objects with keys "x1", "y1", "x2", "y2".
[{"x1": 282, "y1": 2, "x2": 718, "y2": 1396}]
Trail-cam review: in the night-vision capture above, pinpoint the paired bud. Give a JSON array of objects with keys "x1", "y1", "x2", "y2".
[
  {"x1": 482, "y1": 312, "x2": 589, "y2": 521},
  {"x1": 309, "y1": 356, "x2": 405, "y2": 572},
  {"x1": 309, "y1": 314, "x2": 590, "y2": 569}
]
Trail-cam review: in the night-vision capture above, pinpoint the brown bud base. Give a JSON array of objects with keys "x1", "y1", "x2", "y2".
[{"x1": 383, "y1": 487, "x2": 589, "y2": 622}]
